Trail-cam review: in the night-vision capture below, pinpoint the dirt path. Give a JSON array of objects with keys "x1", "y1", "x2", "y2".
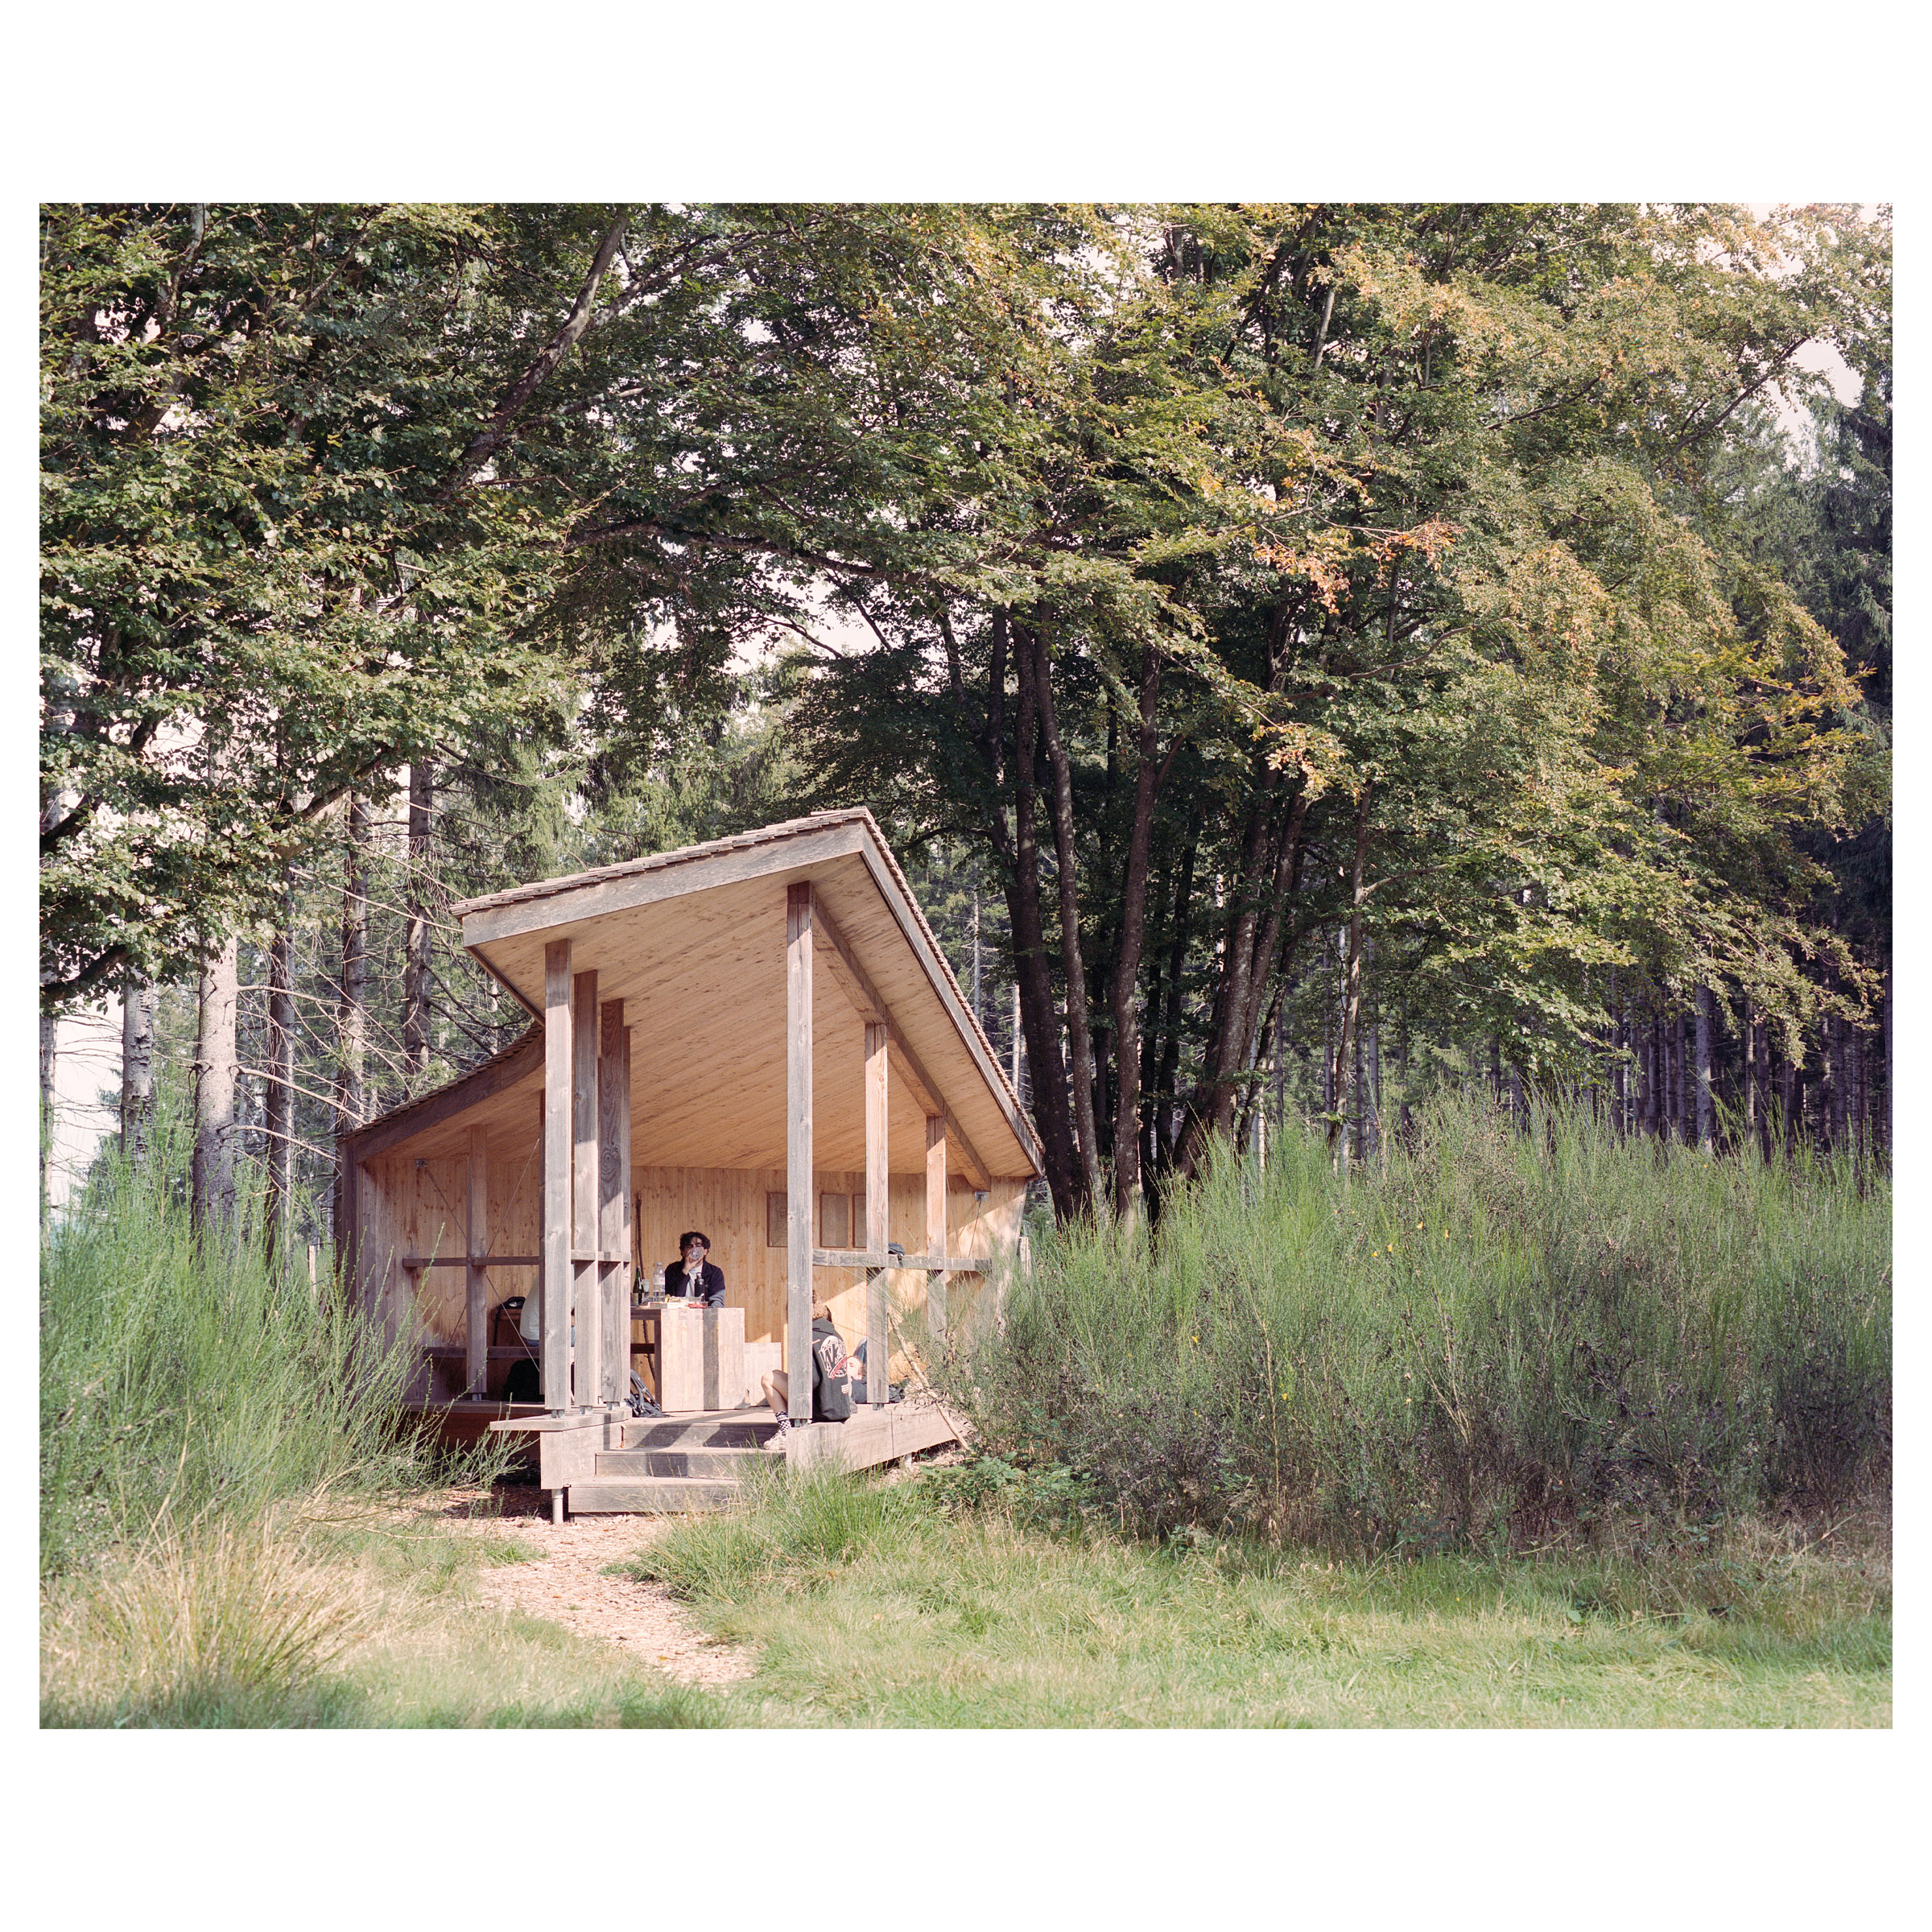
[{"x1": 428, "y1": 1486, "x2": 757, "y2": 1688}]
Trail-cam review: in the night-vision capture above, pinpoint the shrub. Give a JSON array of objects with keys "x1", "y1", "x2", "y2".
[
  {"x1": 40, "y1": 1100, "x2": 500, "y2": 1579},
  {"x1": 947, "y1": 1094, "x2": 1890, "y2": 1550}
]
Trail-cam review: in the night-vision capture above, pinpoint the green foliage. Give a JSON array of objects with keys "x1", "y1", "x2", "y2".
[
  {"x1": 39, "y1": 1095, "x2": 497, "y2": 1578},
  {"x1": 950, "y1": 1092, "x2": 1889, "y2": 1546}
]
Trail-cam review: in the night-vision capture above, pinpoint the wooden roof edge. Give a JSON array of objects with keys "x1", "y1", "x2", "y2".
[
  {"x1": 846, "y1": 820, "x2": 1046, "y2": 1179},
  {"x1": 449, "y1": 809, "x2": 877, "y2": 921},
  {"x1": 339, "y1": 1021, "x2": 545, "y2": 1162}
]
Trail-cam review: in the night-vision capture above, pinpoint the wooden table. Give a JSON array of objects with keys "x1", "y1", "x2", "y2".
[{"x1": 632, "y1": 1302, "x2": 746, "y2": 1412}]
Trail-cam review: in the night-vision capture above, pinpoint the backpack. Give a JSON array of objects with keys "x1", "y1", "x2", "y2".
[
  {"x1": 503, "y1": 1358, "x2": 540, "y2": 1403},
  {"x1": 626, "y1": 1372, "x2": 664, "y2": 1418}
]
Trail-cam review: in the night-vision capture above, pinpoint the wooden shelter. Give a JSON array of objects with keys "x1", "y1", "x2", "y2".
[{"x1": 337, "y1": 809, "x2": 1042, "y2": 1513}]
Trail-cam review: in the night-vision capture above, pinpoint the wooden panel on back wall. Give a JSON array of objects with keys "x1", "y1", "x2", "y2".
[{"x1": 631, "y1": 1164, "x2": 1026, "y2": 1363}]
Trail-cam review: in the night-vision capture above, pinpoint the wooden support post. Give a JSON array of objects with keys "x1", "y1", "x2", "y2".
[
  {"x1": 464, "y1": 1125, "x2": 489, "y2": 1398},
  {"x1": 926, "y1": 1112, "x2": 947, "y2": 1350},
  {"x1": 572, "y1": 969, "x2": 601, "y2": 1414},
  {"x1": 865, "y1": 1019, "x2": 889, "y2": 1406},
  {"x1": 542, "y1": 941, "x2": 572, "y2": 1414},
  {"x1": 786, "y1": 882, "x2": 815, "y2": 1423},
  {"x1": 599, "y1": 1000, "x2": 632, "y2": 1407}
]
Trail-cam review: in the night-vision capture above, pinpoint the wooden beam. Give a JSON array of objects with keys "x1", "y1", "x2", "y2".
[
  {"x1": 464, "y1": 1125, "x2": 489, "y2": 1398},
  {"x1": 786, "y1": 882, "x2": 814, "y2": 1423},
  {"x1": 865, "y1": 1018, "x2": 889, "y2": 1406},
  {"x1": 542, "y1": 940, "x2": 572, "y2": 1414},
  {"x1": 926, "y1": 1113, "x2": 947, "y2": 1348},
  {"x1": 800, "y1": 1249, "x2": 982, "y2": 1273},
  {"x1": 599, "y1": 1000, "x2": 632, "y2": 1408},
  {"x1": 854, "y1": 834, "x2": 1046, "y2": 1174},
  {"x1": 812, "y1": 899, "x2": 993, "y2": 1190},
  {"x1": 402, "y1": 1254, "x2": 540, "y2": 1269},
  {"x1": 460, "y1": 822, "x2": 869, "y2": 950},
  {"x1": 342, "y1": 1026, "x2": 543, "y2": 1164},
  {"x1": 572, "y1": 970, "x2": 601, "y2": 1414}
]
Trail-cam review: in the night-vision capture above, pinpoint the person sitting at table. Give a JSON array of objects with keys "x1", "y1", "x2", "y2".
[{"x1": 663, "y1": 1231, "x2": 727, "y2": 1306}]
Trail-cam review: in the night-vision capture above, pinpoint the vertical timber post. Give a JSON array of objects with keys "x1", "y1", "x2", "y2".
[
  {"x1": 865, "y1": 1019, "x2": 889, "y2": 1406},
  {"x1": 786, "y1": 883, "x2": 815, "y2": 1424},
  {"x1": 465, "y1": 1125, "x2": 489, "y2": 1398},
  {"x1": 926, "y1": 1113, "x2": 947, "y2": 1351},
  {"x1": 572, "y1": 970, "x2": 601, "y2": 1414},
  {"x1": 600, "y1": 1001, "x2": 632, "y2": 1407},
  {"x1": 542, "y1": 940, "x2": 572, "y2": 1414}
]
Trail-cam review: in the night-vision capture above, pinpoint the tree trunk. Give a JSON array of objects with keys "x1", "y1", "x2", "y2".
[
  {"x1": 192, "y1": 935, "x2": 240, "y2": 1240},
  {"x1": 1365, "y1": 1006, "x2": 1380, "y2": 1162},
  {"x1": 1741, "y1": 992, "x2": 1756, "y2": 1141},
  {"x1": 1327, "y1": 787, "x2": 1373, "y2": 1166},
  {"x1": 1695, "y1": 985, "x2": 1715, "y2": 1152},
  {"x1": 1108, "y1": 640, "x2": 1165, "y2": 1229},
  {"x1": 1150, "y1": 826, "x2": 1201, "y2": 1178},
  {"x1": 1175, "y1": 778, "x2": 1289, "y2": 1175},
  {"x1": 265, "y1": 869, "x2": 296, "y2": 1260},
  {"x1": 121, "y1": 972, "x2": 155, "y2": 1174},
  {"x1": 1026, "y1": 624, "x2": 1102, "y2": 1216},
  {"x1": 1007, "y1": 623, "x2": 1080, "y2": 1219},
  {"x1": 1884, "y1": 955, "x2": 1893, "y2": 1155},
  {"x1": 403, "y1": 761, "x2": 434, "y2": 1086},
  {"x1": 332, "y1": 794, "x2": 370, "y2": 1256},
  {"x1": 40, "y1": 1009, "x2": 56, "y2": 1228}
]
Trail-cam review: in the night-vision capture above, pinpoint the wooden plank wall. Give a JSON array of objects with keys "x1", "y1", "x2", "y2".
[
  {"x1": 363, "y1": 1146, "x2": 1026, "y2": 1385},
  {"x1": 631, "y1": 1166, "x2": 1027, "y2": 1377}
]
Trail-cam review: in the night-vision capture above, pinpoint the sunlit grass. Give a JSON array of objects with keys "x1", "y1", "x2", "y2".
[{"x1": 625, "y1": 1465, "x2": 1889, "y2": 1728}]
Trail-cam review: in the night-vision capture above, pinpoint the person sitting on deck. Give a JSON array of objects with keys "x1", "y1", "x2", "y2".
[
  {"x1": 663, "y1": 1232, "x2": 726, "y2": 1306},
  {"x1": 760, "y1": 1300, "x2": 853, "y2": 1434}
]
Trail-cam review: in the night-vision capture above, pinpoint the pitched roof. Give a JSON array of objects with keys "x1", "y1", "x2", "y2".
[{"x1": 380, "y1": 809, "x2": 1041, "y2": 1181}]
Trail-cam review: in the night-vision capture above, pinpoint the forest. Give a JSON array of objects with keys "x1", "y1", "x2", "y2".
[
  {"x1": 39, "y1": 203, "x2": 1892, "y2": 1244},
  {"x1": 38, "y1": 202, "x2": 1893, "y2": 1733}
]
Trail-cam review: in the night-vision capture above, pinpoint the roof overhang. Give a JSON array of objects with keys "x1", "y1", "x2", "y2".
[{"x1": 440, "y1": 810, "x2": 1042, "y2": 1184}]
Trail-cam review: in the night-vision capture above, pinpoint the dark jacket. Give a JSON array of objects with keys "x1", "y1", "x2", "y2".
[
  {"x1": 663, "y1": 1258, "x2": 727, "y2": 1307},
  {"x1": 810, "y1": 1315, "x2": 854, "y2": 1422}
]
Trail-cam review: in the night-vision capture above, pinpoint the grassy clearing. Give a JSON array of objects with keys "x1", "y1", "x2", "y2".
[
  {"x1": 41, "y1": 1092, "x2": 1889, "y2": 1728},
  {"x1": 41, "y1": 1501, "x2": 724, "y2": 1728},
  {"x1": 622, "y1": 1464, "x2": 1890, "y2": 1728},
  {"x1": 952, "y1": 1096, "x2": 1891, "y2": 1547}
]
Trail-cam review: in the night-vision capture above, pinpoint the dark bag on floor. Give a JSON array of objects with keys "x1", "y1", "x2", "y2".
[{"x1": 503, "y1": 1358, "x2": 540, "y2": 1403}]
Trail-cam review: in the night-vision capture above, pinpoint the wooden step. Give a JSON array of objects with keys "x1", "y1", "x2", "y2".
[
  {"x1": 566, "y1": 1475, "x2": 742, "y2": 1513},
  {"x1": 620, "y1": 1412, "x2": 781, "y2": 1451},
  {"x1": 594, "y1": 1447, "x2": 776, "y2": 1479}
]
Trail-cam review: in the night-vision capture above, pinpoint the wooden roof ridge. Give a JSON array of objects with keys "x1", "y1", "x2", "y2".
[
  {"x1": 341, "y1": 1018, "x2": 544, "y2": 1158},
  {"x1": 449, "y1": 807, "x2": 1039, "y2": 1162}
]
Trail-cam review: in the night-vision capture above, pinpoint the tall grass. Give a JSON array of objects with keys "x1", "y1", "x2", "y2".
[
  {"x1": 951, "y1": 1093, "x2": 1890, "y2": 1550},
  {"x1": 40, "y1": 1100, "x2": 484, "y2": 1580}
]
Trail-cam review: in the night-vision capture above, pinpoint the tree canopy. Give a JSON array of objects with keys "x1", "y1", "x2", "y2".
[{"x1": 41, "y1": 201, "x2": 1891, "y2": 1236}]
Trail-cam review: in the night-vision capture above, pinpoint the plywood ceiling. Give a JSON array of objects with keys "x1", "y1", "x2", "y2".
[{"x1": 374, "y1": 819, "x2": 1040, "y2": 1180}]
